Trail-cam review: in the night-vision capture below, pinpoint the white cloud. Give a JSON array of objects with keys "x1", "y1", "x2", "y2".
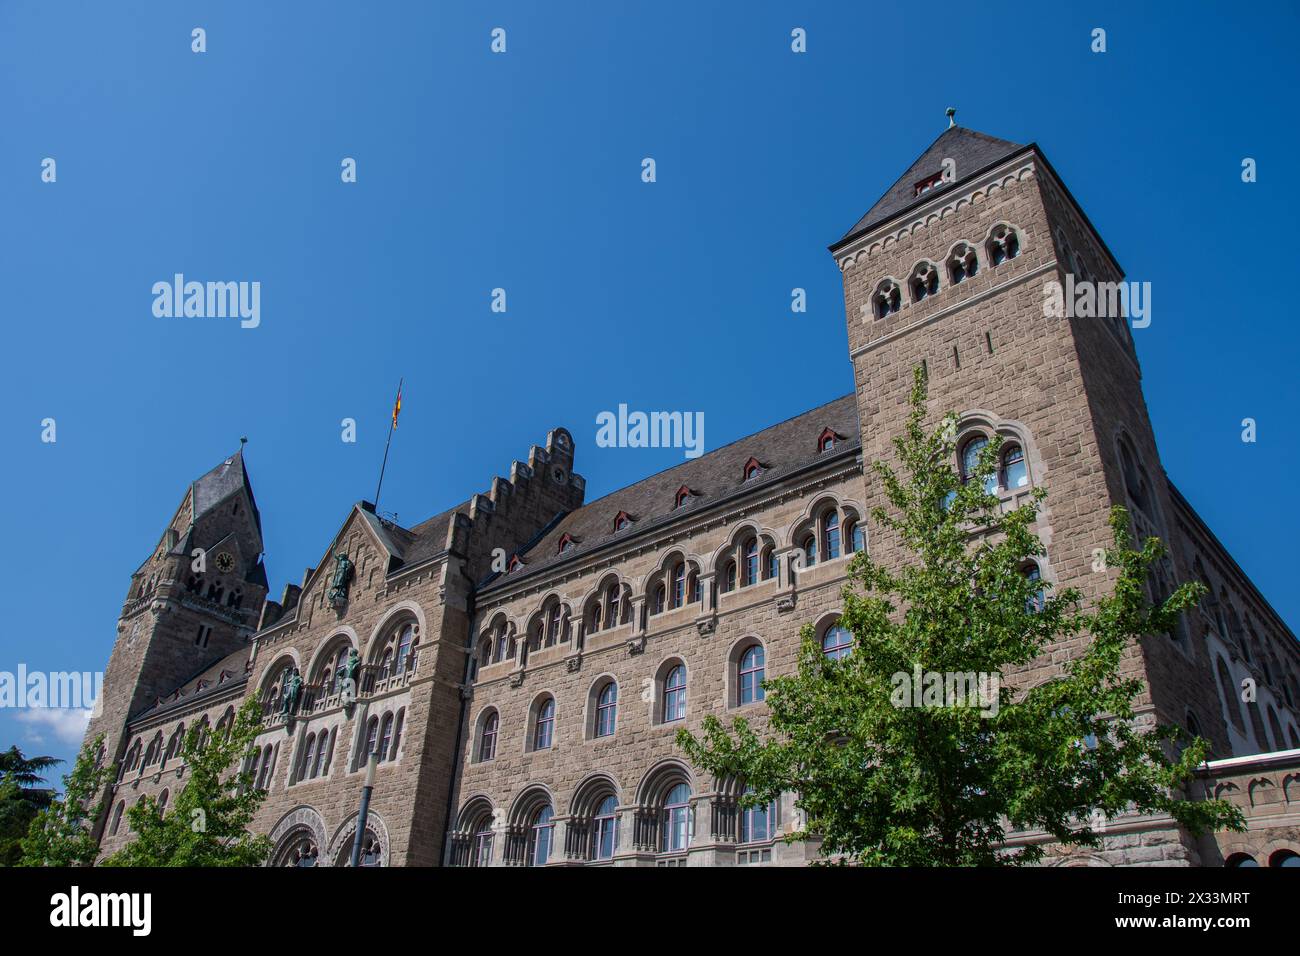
[{"x1": 15, "y1": 708, "x2": 92, "y2": 747}]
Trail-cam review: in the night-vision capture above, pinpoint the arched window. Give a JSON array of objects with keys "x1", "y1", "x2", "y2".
[
  {"x1": 802, "y1": 533, "x2": 817, "y2": 567},
  {"x1": 478, "y1": 711, "x2": 498, "y2": 762},
  {"x1": 1118, "y1": 437, "x2": 1152, "y2": 515},
  {"x1": 596, "y1": 681, "x2": 618, "y2": 737},
  {"x1": 742, "y1": 539, "x2": 759, "y2": 587},
  {"x1": 164, "y1": 726, "x2": 184, "y2": 766},
  {"x1": 1024, "y1": 563, "x2": 1045, "y2": 613},
  {"x1": 256, "y1": 744, "x2": 275, "y2": 791},
  {"x1": 1215, "y1": 657, "x2": 1246, "y2": 734},
  {"x1": 653, "y1": 583, "x2": 666, "y2": 615},
  {"x1": 472, "y1": 818, "x2": 494, "y2": 867},
  {"x1": 739, "y1": 644, "x2": 765, "y2": 705},
  {"x1": 847, "y1": 519, "x2": 866, "y2": 553},
  {"x1": 592, "y1": 795, "x2": 618, "y2": 861},
  {"x1": 395, "y1": 624, "x2": 415, "y2": 674},
  {"x1": 1271, "y1": 850, "x2": 1300, "y2": 868},
  {"x1": 299, "y1": 733, "x2": 317, "y2": 781},
  {"x1": 872, "y1": 278, "x2": 902, "y2": 319},
  {"x1": 822, "y1": 622, "x2": 853, "y2": 660},
  {"x1": 987, "y1": 224, "x2": 1020, "y2": 266},
  {"x1": 528, "y1": 805, "x2": 555, "y2": 867},
  {"x1": 948, "y1": 242, "x2": 978, "y2": 284},
  {"x1": 157, "y1": 789, "x2": 169, "y2": 815},
  {"x1": 392, "y1": 710, "x2": 406, "y2": 762},
  {"x1": 766, "y1": 548, "x2": 779, "y2": 580},
  {"x1": 739, "y1": 786, "x2": 776, "y2": 843},
  {"x1": 689, "y1": 570, "x2": 702, "y2": 604},
  {"x1": 671, "y1": 563, "x2": 686, "y2": 608},
  {"x1": 663, "y1": 665, "x2": 687, "y2": 722},
  {"x1": 533, "y1": 698, "x2": 555, "y2": 750},
  {"x1": 278, "y1": 833, "x2": 319, "y2": 867},
  {"x1": 823, "y1": 512, "x2": 841, "y2": 560},
  {"x1": 1268, "y1": 707, "x2": 1284, "y2": 753},
  {"x1": 721, "y1": 561, "x2": 737, "y2": 594},
  {"x1": 960, "y1": 435, "x2": 998, "y2": 494},
  {"x1": 123, "y1": 739, "x2": 141, "y2": 774},
  {"x1": 1000, "y1": 444, "x2": 1028, "y2": 490},
  {"x1": 661, "y1": 783, "x2": 692, "y2": 853},
  {"x1": 312, "y1": 729, "x2": 332, "y2": 778},
  {"x1": 909, "y1": 261, "x2": 940, "y2": 303},
  {"x1": 546, "y1": 604, "x2": 563, "y2": 645},
  {"x1": 1225, "y1": 853, "x2": 1259, "y2": 868},
  {"x1": 605, "y1": 584, "x2": 621, "y2": 630},
  {"x1": 109, "y1": 801, "x2": 125, "y2": 837}
]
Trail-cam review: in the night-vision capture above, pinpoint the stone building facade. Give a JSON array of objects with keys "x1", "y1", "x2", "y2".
[{"x1": 85, "y1": 125, "x2": 1300, "y2": 867}]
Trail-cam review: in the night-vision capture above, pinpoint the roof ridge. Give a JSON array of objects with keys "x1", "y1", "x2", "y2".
[{"x1": 571, "y1": 392, "x2": 857, "y2": 514}]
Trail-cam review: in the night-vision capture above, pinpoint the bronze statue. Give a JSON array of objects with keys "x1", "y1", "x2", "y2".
[
  {"x1": 327, "y1": 552, "x2": 353, "y2": 609},
  {"x1": 337, "y1": 648, "x2": 360, "y2": 694},
  {"x1": 280, "y1": 667, "x2": 303, "y2": 715}
]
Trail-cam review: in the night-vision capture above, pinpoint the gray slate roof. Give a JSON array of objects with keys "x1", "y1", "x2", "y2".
[
  {"x1": 192, "y1": 449, "x2": 263, "y2": 539},
  {"x1": 128, "y1": 644, "x2": 250, "y2": 725},
  {"x1": 488, "y1": 393, "x2": 860, "y2": 588},
  {"x1": 836, "y1": 126, "x2": 1025, "y2": 246}
]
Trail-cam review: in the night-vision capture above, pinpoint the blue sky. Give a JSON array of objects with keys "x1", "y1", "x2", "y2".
[{"x1": 2, "y1": 1, "x2": 1297, "y2": 772}]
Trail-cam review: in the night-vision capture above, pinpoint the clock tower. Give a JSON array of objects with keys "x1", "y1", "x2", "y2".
[{"x1": 84, "y1": 450, "x2": 269, "y2": 832}]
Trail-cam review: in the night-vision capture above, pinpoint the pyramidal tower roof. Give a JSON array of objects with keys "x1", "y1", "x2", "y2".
[
  {"x1": 836, "y1": 125, "x2": 1025, "y2": 246},
  {"x1": 191, "y1": 448, "x2": 262, "y2": 539}
]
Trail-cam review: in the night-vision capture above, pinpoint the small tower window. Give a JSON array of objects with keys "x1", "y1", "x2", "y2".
[
  {"x1": 1001, "y1": 444, "x2": 1028, "y2": 490},
  {"x1": 909, "y1": 261, "x2": 940, "y2": 303},
  {"x1": 948, "y1": 243, "x2": 979, "y2": 284},
  {"x1": 988, "y1": 224, "x2": 1020, "y2": 266},
  {"x1": 872, "y1": 279, "x2": 902, "y2": 319}
]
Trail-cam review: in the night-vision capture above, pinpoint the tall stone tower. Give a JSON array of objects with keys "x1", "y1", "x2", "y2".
[
  {"x1": 829, "y1": 124, "x2": 1216, "y2": 754},
  {"x1": 85, "y1": 450, "x2": 269, "y2": 823}
]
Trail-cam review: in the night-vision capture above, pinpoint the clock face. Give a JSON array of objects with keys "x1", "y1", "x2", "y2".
[{"x1": 215, "y1": 552, "x2": 235, "y2": 573}]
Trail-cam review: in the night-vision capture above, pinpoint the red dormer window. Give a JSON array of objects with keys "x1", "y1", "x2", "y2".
[
  {"x1": 558, "y1": 533, "x2": 577, "y2": 554},
  {"x1": 818, "y1": 427, "x2": 841, "y2": 453},
  {"x1": 913, "y1": 171, "x2": 944, "y2": 197},
  {"x1": 743, "y1": 457, "x2": 764, "y2": 481},
  {"x1": 197, "y1": 679, "x2": 210, "y2": 691},
  {"x1": 613, "y1": 511, "x2": 632, "y2": 533},
  {"x1": 507, "y1": 555, "x2": 524, "y2": 573},
  {"x1": 218, "y1": 670, "x2": 232, "y2": 684},
  {"x1": 674, "y1": 485, "x2": 693, "y2": 509}
]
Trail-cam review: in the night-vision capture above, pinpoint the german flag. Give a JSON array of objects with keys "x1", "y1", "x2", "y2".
[{"x1": 391, "y1": 382, "x2": 402, "y2": 428}]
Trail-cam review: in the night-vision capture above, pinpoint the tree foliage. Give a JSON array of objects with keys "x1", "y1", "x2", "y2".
[
  {"x1": 19, "y1": 735, "x2": 112, "y2": 867},
  {"x1": 101, "y1": 697, "x2": 271, "y2": 867},
  {"x1": 678, "y1": 366, "x2": 1244, "y2": 865}
]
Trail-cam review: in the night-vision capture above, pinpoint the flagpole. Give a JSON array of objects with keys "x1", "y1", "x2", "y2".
[{"x1": 373, "y1": 377, "x2": 402, "y2": 513}]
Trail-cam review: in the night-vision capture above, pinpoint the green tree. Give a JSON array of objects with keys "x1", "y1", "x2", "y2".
[
  {"x1": 19, "y1": 736, "x2": 112, "y2": 867},
  {"x1": 678, "y1": 366, "x2": 1244, "y2": 866},
  {"x1": 101, "y1": 697, "x2": 271, "y2": 867},
  {"x1": 1, "y1": 746, "x2": 62, "y2": 865}
]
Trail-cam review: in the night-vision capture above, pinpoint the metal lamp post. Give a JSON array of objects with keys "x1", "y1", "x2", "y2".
[{"x1": 350, "y1": 750, "x2": 380, "y2": 867}]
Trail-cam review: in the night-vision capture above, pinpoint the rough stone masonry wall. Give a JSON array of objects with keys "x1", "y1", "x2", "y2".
[
  {"x1": 837, "y1": 158, "x2": 1143, "y2": 703},
  {"x1": 453, "y1": 459, "x2": 866, "y2": 864}
]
